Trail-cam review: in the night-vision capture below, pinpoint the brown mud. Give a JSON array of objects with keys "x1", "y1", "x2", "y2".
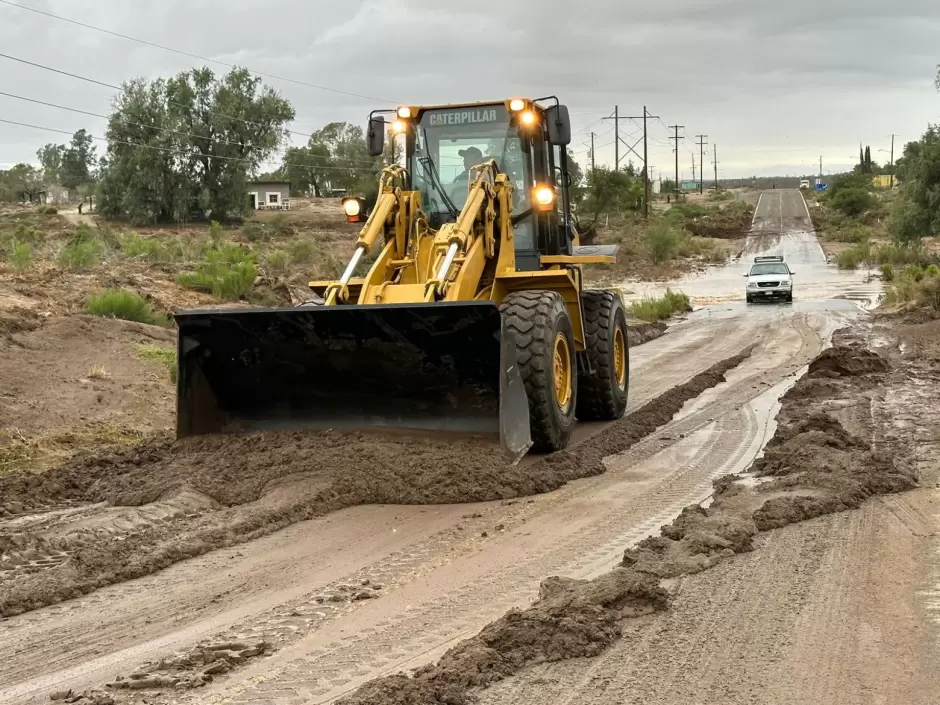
[
  {"x1": 0, "y1": 349, "x2": 753, "y2": 619},
  {"x1": 326, "y1": 342, "x2": 919, "y2": 705}
]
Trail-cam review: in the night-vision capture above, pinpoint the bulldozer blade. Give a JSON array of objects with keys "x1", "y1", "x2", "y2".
[{"x1": 174, "y1": 302, "x2": 533, "y2": 463}]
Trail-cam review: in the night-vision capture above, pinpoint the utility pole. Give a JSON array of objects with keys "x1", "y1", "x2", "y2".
[
  {"x1": 691, "y1": 153, "x2": 696, "y2": 183},
  {"x1": 819, "y1": 155, "x2": 823, "y2": 179},
  {"x1": 601, "y1": 107, "x2": 622, "y2": 171},
  {"x1": 696, "y1": 135, "x2": 708, "y2": 194},
  {"x1": 669, "y1": 125, "x2": 685, "y2": 199},
  {"x1": 590, "y1": 132, "x2": 595, "y2": 177},
  {"x1": 712, "y1": 144, "x2": 719, "y2": 190},
  {"x1": 622, "y1": 106, "x2": 660, "y2": 218},
  {"x1": 889, "y1": 133, "x2": 898, "y2": 188}
]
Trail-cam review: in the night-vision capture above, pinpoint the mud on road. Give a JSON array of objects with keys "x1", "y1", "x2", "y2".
[
  {"x1": 339, "y1": 338, "x2": 927, "y2": 705},
  {"x1": 0, "y1": 348, "x2": 749, "y2": 619}
]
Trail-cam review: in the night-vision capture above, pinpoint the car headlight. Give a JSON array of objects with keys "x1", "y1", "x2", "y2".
[
  {"x1": 747, "y1": 282, "x2": 759, "y2": 289},
  {"x1": 782, "y1": 280, "x2": 792, "y2": 288}
]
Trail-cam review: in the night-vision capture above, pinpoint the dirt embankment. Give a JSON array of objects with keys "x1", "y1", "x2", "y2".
[
  {"x1": 0, "y1": 349, "x2": 753, "y2": 620},
  {"x1": 326, "y1": 342, "x2": 918, "y2": 705}
]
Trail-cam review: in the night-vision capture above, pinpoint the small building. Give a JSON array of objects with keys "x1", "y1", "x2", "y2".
[
  {"x1": 38, "y1": 185, "x2": 70, "y2": 205},
  {"x1": 247, "y1": 181, "x2": 291, "y2": 210}
]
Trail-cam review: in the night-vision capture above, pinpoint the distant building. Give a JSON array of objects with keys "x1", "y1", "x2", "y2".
[
  {"x1": 247, "y1": 181, "x2": 291, "y2": 210},
  {"x1": 40, "y1": 185, "x2": 70, "y2": 205},
  {"x1": 872, "y1": 175, "x2": 894, "y2": 189}
]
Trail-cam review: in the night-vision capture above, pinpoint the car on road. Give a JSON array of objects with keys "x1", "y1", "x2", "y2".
[
  {"x1": 745, "y1": 255, "x2": 795, "y2": 303},
  {"x1": 799, "y1": 180, "x2": 810, "y2": 189}
]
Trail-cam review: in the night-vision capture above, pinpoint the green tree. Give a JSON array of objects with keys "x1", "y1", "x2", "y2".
[
  {"x1": 1, "y1": 163, "x2": 45, "y2": 202},
  {"x1": 60, "y1": 129, "x2": 97, "y2": 189},
  {"x1": 307, "y1": 122, "x2": 377, "y2": 195},
  {"x1": 580, "y1": 166, "x2": 643, "y2": 223},
  {"x1": 37, "y1": 144, "x2": 65, "y2": 183},
  {"x1": 98, "y1": 67, "x2": 294, "y2": 223},
  {"x1": 889, "y1": 125, "x2": 940, "y2": 243},
  {"x1": 282, "y1": 144, "x2": 332, "y2": 197}
]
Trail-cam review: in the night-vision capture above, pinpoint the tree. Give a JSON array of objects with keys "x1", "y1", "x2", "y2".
[
  {"x1": 60, "y1": 129, "x2": 97, "y2": 189},
  {"x1": 1, "y1": 163, "x2": 45, "y2": 202},
  {"x1": 864, "y1": 145, "x2": 872, "y2": 174},
  {"x1": 37, "y1": 144, "x2": 65, "y2": 183},
  {"x1": 889, "y1": 125, "x2": 940, "y2": 243},
  {"x1": 580, "y1": 166, "x2": 643, "y2": 223},
  {"x1": 282, "y1": 144, "x2": 332, "y2": 197},
  {"x1": 307, "y1": 122, "x2": 378, "y2": 195},
  {"x1": 97, "y1": 67, "x2": 295, "y2": 223}
]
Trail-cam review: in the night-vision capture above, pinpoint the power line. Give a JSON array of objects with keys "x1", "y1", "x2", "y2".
[
  {"x1": 0, "y1": 88, "x2": 380, "y2": 166},
  {"x1": 0, "y1": 117, "x2": 381, "y2": 172},
  {"x1": 0, "y1": 0, "x2": 394, "y2": 104},
  {"x1": 0, "y1": 51, "x2": 320, "y2": 141}
]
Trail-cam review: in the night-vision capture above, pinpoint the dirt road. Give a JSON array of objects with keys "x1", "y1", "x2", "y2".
[{"x1": 2, "y1": 190, "x2": 935, "y2": 705}]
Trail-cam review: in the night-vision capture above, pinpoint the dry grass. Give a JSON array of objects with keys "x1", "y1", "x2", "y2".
[
  {"x1": 0, "y1": 424, "x2": 151, "y2": 476},
  {"x1": 88, "y1": 365, "x2": 110, "y2": 379}
]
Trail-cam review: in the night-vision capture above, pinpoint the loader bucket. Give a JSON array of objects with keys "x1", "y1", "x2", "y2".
[{"x1": 174, "y1": 302, "x2": 533, "y2": 463}]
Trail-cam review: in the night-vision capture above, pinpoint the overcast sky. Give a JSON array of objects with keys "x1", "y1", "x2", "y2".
[{"x1": 1, "y1": 0, "x2": 939, "y2": 179}]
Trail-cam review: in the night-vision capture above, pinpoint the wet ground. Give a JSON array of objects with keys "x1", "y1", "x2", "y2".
[{"x1": 1, "y1": 190, "x2": 935, "y2": 705}]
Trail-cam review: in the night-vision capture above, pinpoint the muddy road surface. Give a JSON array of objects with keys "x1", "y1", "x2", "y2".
[{"x1": 4, "y1": 190, "x2": 934, "y2": 705}]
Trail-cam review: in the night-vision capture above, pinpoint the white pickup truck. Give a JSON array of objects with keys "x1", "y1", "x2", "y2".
[{"x1": 799, "y1": 180, "x2": 810, "y2": 189}]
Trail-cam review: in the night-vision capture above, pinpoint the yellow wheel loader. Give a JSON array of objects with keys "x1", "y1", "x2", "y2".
[{"x1": 175, "y1": 97, "x2": 629, "y2": 462}]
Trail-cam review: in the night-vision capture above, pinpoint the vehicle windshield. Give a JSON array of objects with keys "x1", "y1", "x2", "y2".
[
  {"x1": 749, "y1": 263, "x2": 789, "y2": 276},
  {"x1": 410, "y1": 104, "x2": 529, "y2": 220}
]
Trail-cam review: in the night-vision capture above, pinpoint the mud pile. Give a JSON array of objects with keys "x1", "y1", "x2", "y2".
[
  {"x1": 338, "y1": 569, "x2": 668, "y2": 705},
  {"x1": 623, "y1": 344, "x2": 916, "y2": 576},
  {"x1": 0, "y1": 349, "x2": 754, "y2": 617}
]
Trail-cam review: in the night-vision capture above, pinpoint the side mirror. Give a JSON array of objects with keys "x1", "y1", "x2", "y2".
[
  {"x1": 790, "y1": 271, "x2": 797, "y2": 276},
  {"x1": 545, "y1": 104, "x2": 571, "y2": 146},
  {"x1": 367, "y1": 117, "x2": 385, "y2": 157},
  {"x1": 742, "y1": 273, "x2": 749, "y2": 277}
]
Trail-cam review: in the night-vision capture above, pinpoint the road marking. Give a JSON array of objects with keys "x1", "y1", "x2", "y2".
[
  {"x1": 798, "y1": 189, "x2": 813, "y2": 228},
  {"x1": 751, "y1": 192, "x2": 763, "y2": 227}
]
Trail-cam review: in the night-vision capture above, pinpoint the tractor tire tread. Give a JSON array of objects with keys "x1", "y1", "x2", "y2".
[
  {"x1": 500, "y1": 290, "x2": 575, "y2": 452},
  {"x1": 576, "y1": 290, "x2": 629, "y2": 421}
]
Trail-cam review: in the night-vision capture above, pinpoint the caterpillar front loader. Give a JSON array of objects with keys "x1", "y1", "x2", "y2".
[{"x1": 175, "y1": 97, "x2": 629, "y2": 462}]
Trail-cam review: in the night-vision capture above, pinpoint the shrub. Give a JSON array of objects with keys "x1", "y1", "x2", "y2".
[
  {"x1": 177, "y1": 246, "x2": 258, "y2": 300},
  {"x1": 647, "y1": 220, "x2": 682, "y2": 263},
  {"x1": 834, "y1": 242, "x2": 870, "y2": 269},
  {"x1": 208, "y1": 220, "x2": 225, "y2": 250},
  {"x1": 829, "y1": 187, "x2": 875, "y2": 217},
  {"x1": 85, "y1": 289, "x2": 169, "y2": 326},
  {"x1": 268, "y1": 213, "x2": 292, "y2": 237},
  {"x1": 830, "y1": 221, "x2": 870, "y2": 243},
  {"x1": 628, "y1": 289, "x2": 691, "y2": 322},
  {"x1": 57, "y1": 239, "x2": 102, "y2": 270},
  {"x1": 288, "y1": 238, "x2": 315, "y2": 264},
  {"x1": 265, "y1": 250, "x2": 289, "y2": 277},
  {"x1": 134, "y1": 343, "x2": 177, "y2": 382},
  {"x1": 10, "y1": 242, "x2": 32, "y2": 270},
  {"x1": 36, "y1": 205, "x2": 57, "y2": 215},
  {"x1": 880, "y1": 264, "x2": 894, "y2": 282},
  {"x1": 242, "y1": 221, "x2": 267, "y2": 242},
  {"x1": 122, "y1": 232, "x2": 173, "y2": 263}
]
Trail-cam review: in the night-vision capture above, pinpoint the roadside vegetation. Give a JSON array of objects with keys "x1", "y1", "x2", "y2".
[
  {"x1": 627, "y1": 289, "x2": 692, "y2": 322},
  {"x1": 85, "y1": 289, "x2": 169, "y2": 326}
]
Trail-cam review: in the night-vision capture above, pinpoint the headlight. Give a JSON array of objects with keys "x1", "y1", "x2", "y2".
[
  {"x1": 342, "y1": 199, "x2": 361, "y2": 217},
  {"x1": 747, "y1": 281, "x2": 759, "y2": 289},
  {"x1": 534, "y1": 185, "x2": 555, "y2": 209},
  {"x1": 520, "y1": 110, "x2": 537, "y2": 126},
  {"x1": 782, "y1": 280, "x2": 792, "y2": 288}
]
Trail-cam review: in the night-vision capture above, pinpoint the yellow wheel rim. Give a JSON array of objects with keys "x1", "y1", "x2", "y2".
[
  {"x1": 553, "y1": 332, "x2": 573, "y2": 412},
  {"x1": 614, "y1": 326, "x2": 627, "y2": 390}
]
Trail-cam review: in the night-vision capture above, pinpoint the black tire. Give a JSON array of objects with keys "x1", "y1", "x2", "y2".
[
  {"x1": 786, "y1": 293, "x2": 793, "y2": 303},
  {"x1": 576, "y1": 290, "x2": 629, "y2": 421},
  {"x1": 746, "y1": 295, "x2": 753, "y2": 304},
  {"x1": 500, "y1": 290, "x2": 577, "y2": 453}
]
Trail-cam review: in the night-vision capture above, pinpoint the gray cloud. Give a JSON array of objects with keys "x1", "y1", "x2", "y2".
[{"x1": 1, "y1": 0, "x2": 938, "y2": 177}]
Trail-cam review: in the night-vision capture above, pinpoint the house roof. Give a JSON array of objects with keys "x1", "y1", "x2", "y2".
[{"x1": 247, "y1": 181, "x2": 290, "y2": 186}]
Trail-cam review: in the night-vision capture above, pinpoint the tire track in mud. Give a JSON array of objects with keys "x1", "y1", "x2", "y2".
[
  {"x1": 173, "y1": 313, "x2": 836, "y2": 704},
  {"x1": 0, "y1": 345, "x2": 754, "y2": 705}
]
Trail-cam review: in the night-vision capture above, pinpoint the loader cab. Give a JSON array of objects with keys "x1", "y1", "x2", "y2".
[{"x1": 368, "y1": 99, "x2": 573, "y2": 271}]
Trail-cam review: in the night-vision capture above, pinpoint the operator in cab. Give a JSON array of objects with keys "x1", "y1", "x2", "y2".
[{"x1": 453, "y1": 146, "x2": 484, "y2": 183}]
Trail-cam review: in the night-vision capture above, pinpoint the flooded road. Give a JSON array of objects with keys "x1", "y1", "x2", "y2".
[{"x1": 623, "y1": 189, "x2": 884, "y2": 310}]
